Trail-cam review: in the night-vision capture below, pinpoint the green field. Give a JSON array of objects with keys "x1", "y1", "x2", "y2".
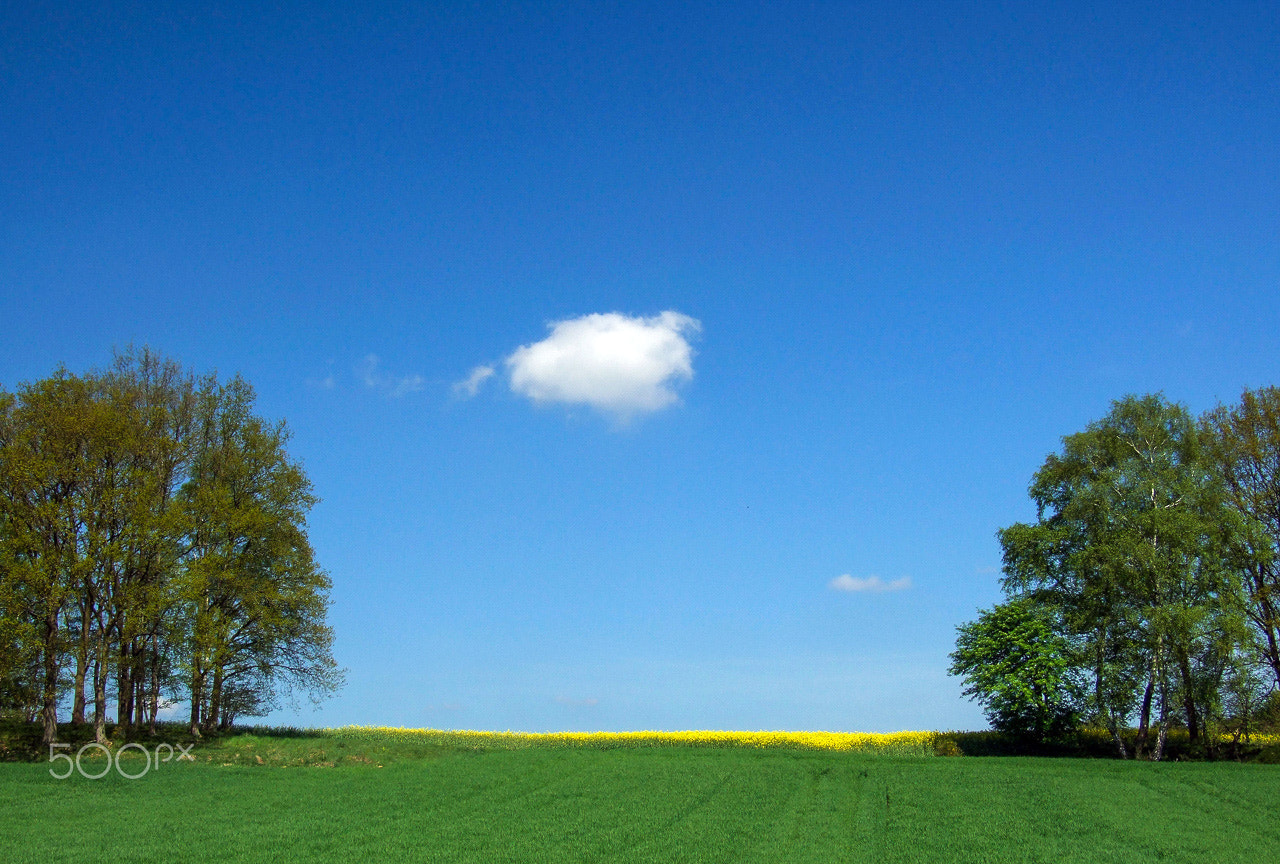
[{"x1": 2, "y1": 737, "x2": 1276, "y2": 862}]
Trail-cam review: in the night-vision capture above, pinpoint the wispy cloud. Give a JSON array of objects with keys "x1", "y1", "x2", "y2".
[
  {"x1": 360, "y1": 354, "x2": 425, "y2": 398},
  {"x1": 452, "y1": 364, "x2": 495, "y2": 398},
  {"x1": 503, "y1": 310, "x2": 700, "y2": 420},
  {"x1": 829, "y1": 574, "x2": 912, "y2": 593}
]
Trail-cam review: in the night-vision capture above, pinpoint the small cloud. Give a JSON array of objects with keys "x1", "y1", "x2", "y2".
[
  {"x1": 453, "y1": 364, "x2": 495, "y2": 398},
  {"x1": 360, "y1": 354, "x2": 425, "y2": 398},
  {"x1": 829, "y1": 574, "x2": 912, "y2": 593},
  {"x1": 504, "y1": 310, "x2": 700, "y2": 420},
  {"x1": 975, "y1": 565, "x2": 1000, "y2": 575}
]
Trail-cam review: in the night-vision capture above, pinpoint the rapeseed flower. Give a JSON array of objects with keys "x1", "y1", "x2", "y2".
[{"x1": 328, "y1": 726, "x2": 938, "y2": 755}]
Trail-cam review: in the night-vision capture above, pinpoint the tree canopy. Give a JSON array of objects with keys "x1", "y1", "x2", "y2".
[
  {"x1": 0, "y1": 350, "x2": 342, "y2": 743},
  {"x1": 954, "y1": 391, "x2": 1278, "y2": 758},
  {"x1": 949, "y1": 599, "x2": 1079, "y2": 741}
]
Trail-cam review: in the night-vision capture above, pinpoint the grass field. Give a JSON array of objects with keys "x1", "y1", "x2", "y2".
[{"x1": 2, "y1": 728, "x2": 1277, "y2": 862}]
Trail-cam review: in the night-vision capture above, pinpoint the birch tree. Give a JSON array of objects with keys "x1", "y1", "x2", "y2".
[{"x1": 995, "y1": 394, "x2": 1239, "y2": 758}]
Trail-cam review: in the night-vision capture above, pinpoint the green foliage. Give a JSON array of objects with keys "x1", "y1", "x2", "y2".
[
  {"x1": 1253, "y1": 689, "x2": 1280, "y2": 733},
  {"x1": 178, "y1": 372, "x2": 342, "y2": 731},
  {"x1": 950, "y1": 600, "x2": 1080, "y2": 741},
  {"x1": 0, "y1": 350, "x2": 341, "y2": 741},
  {"x1": 931, "y1": 734, "x2": 963, "y2": 756},
  {"x1": 969, "y1": 392, "x2": 1273, "y2": 758},
  {"x1": 1205, "y1": 386, "x2": 1280, "y2": 689}
]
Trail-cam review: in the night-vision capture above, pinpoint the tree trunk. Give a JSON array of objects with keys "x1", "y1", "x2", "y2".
[
  {"x1": 1178, "y1": 655, "x2": 1201, "y2": 746},
  {"x1": 92, "y1": 647, "x2": 109, "y2": 745},
  {"x1": 205, "y1": 664, "x2": 223, "y2": 733},
  {"x1": 71, "y1": 653, "x2": 88, "y2": 725},
  {"x1": 1152, "y1": 687, "x2": 1169, "y2": 762},
  {"x1": 1134, "y1": 667, "x2": 1155, "y2": 759},
  {"x1": 1247, "y1": 566, "x2": 1280, "y2": 689},
  {"x1": 1110, "y1": 724, "x2": 1128, "y2": 759},
  {"x1": 40, "y1": 607, "x2": 61, "y2": 745},
  {"x1": 147, "y1": 632, "x2": 161, "y2": 735},
  {"x1": 71, "y1": 593, "x2": 90, "y2": 725},
  {"x1": 1263, "y1": 617, "x2": 1280, "y2": 690},
  {"x1": 116, "y1": 637, "x2": 136, "y2": 731},
  {"x1": 189, "y1": 664, "x2": 204, "y2": 738}
]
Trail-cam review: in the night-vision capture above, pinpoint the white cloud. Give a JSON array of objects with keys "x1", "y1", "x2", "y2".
[
  {"x1": 829, "y1": 574, "x2": 912, "y2": 593},
  {"x1": 360, "y1": 354, "x2": 425, "y2": 398},
  {"x1": 505, "y1": 310, "x2": 700, "y2": 419},
  {"x1": 453, "y1": 364, "x2": 495, "y2": 398}
]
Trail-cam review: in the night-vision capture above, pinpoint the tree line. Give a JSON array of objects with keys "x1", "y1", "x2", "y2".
[
  {"x1": 0, "y1": 350, "x2": 342, "y2": 744},
  {"x1": 951, "y1": 389, "x2": 1280, "y2": 758}
]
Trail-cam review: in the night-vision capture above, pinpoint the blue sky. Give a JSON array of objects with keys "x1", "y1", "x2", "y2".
[{"x1": 2, "y1": 1, "x2": 1277, "y2": 732}]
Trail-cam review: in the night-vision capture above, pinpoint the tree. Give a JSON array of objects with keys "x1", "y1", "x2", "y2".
[
  {"x1": 178, "y1": 374, "x2": 341, "y2": 734},
  {"x1": 950, "y1": 599, "x2": 1080, "y2": 742},
  {"x1": 993, "y1": 394, "x2": 1242, "y2": 758},
  {"x1": 0, "y1": 351, "x2": 341, "y2": 740},
  {"x1": 1205, "y1": 387, "x2": 1280, "y2": 689},
  {"x1": 96, "y1": 350, "x2": 196, "y2": 736},
  {"x1": 0, "y1": 372, "x2": 98, "y2": 743},
  {"x1": 0, "y1": 389, "x2": 42, "y2": 721}
]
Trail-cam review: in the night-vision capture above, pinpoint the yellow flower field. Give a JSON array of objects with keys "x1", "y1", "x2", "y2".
[
  {"x1": 323, "y1": 725, "x2": 1280, "y2": 757},
  {"x1": 327, "y1": 725, "x2": 939, "y2": 756}
]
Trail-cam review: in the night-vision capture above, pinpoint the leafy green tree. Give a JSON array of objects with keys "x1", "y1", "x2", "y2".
[
  {"x1": 179, "y1": 374, "x2": 341, "y2": 734},
  {"x1": 97, "y1": 350, "x2": 196, "y2": 736},
  {"x1": 0, "y1": 352, "x2": 341, "y2": 740},
  {"x1": 996, "y1": 394, "x2": 1241, "y2": 758},
  {"x1": 1205, "y1": 387, "x2": 1280, "y2": 689},
  {"x1": 1214, "y1": 641, "x2": 1273, "y2": 754},
  {"x1": 0, "y1": 390, "x2": 42, "y2": 721},
  {"x1": 950, "y1": 599, "x2": 1080, "y2": 742},
  {"x1": 0, "y1": 372, "x2": 99, "y2": 742}
]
